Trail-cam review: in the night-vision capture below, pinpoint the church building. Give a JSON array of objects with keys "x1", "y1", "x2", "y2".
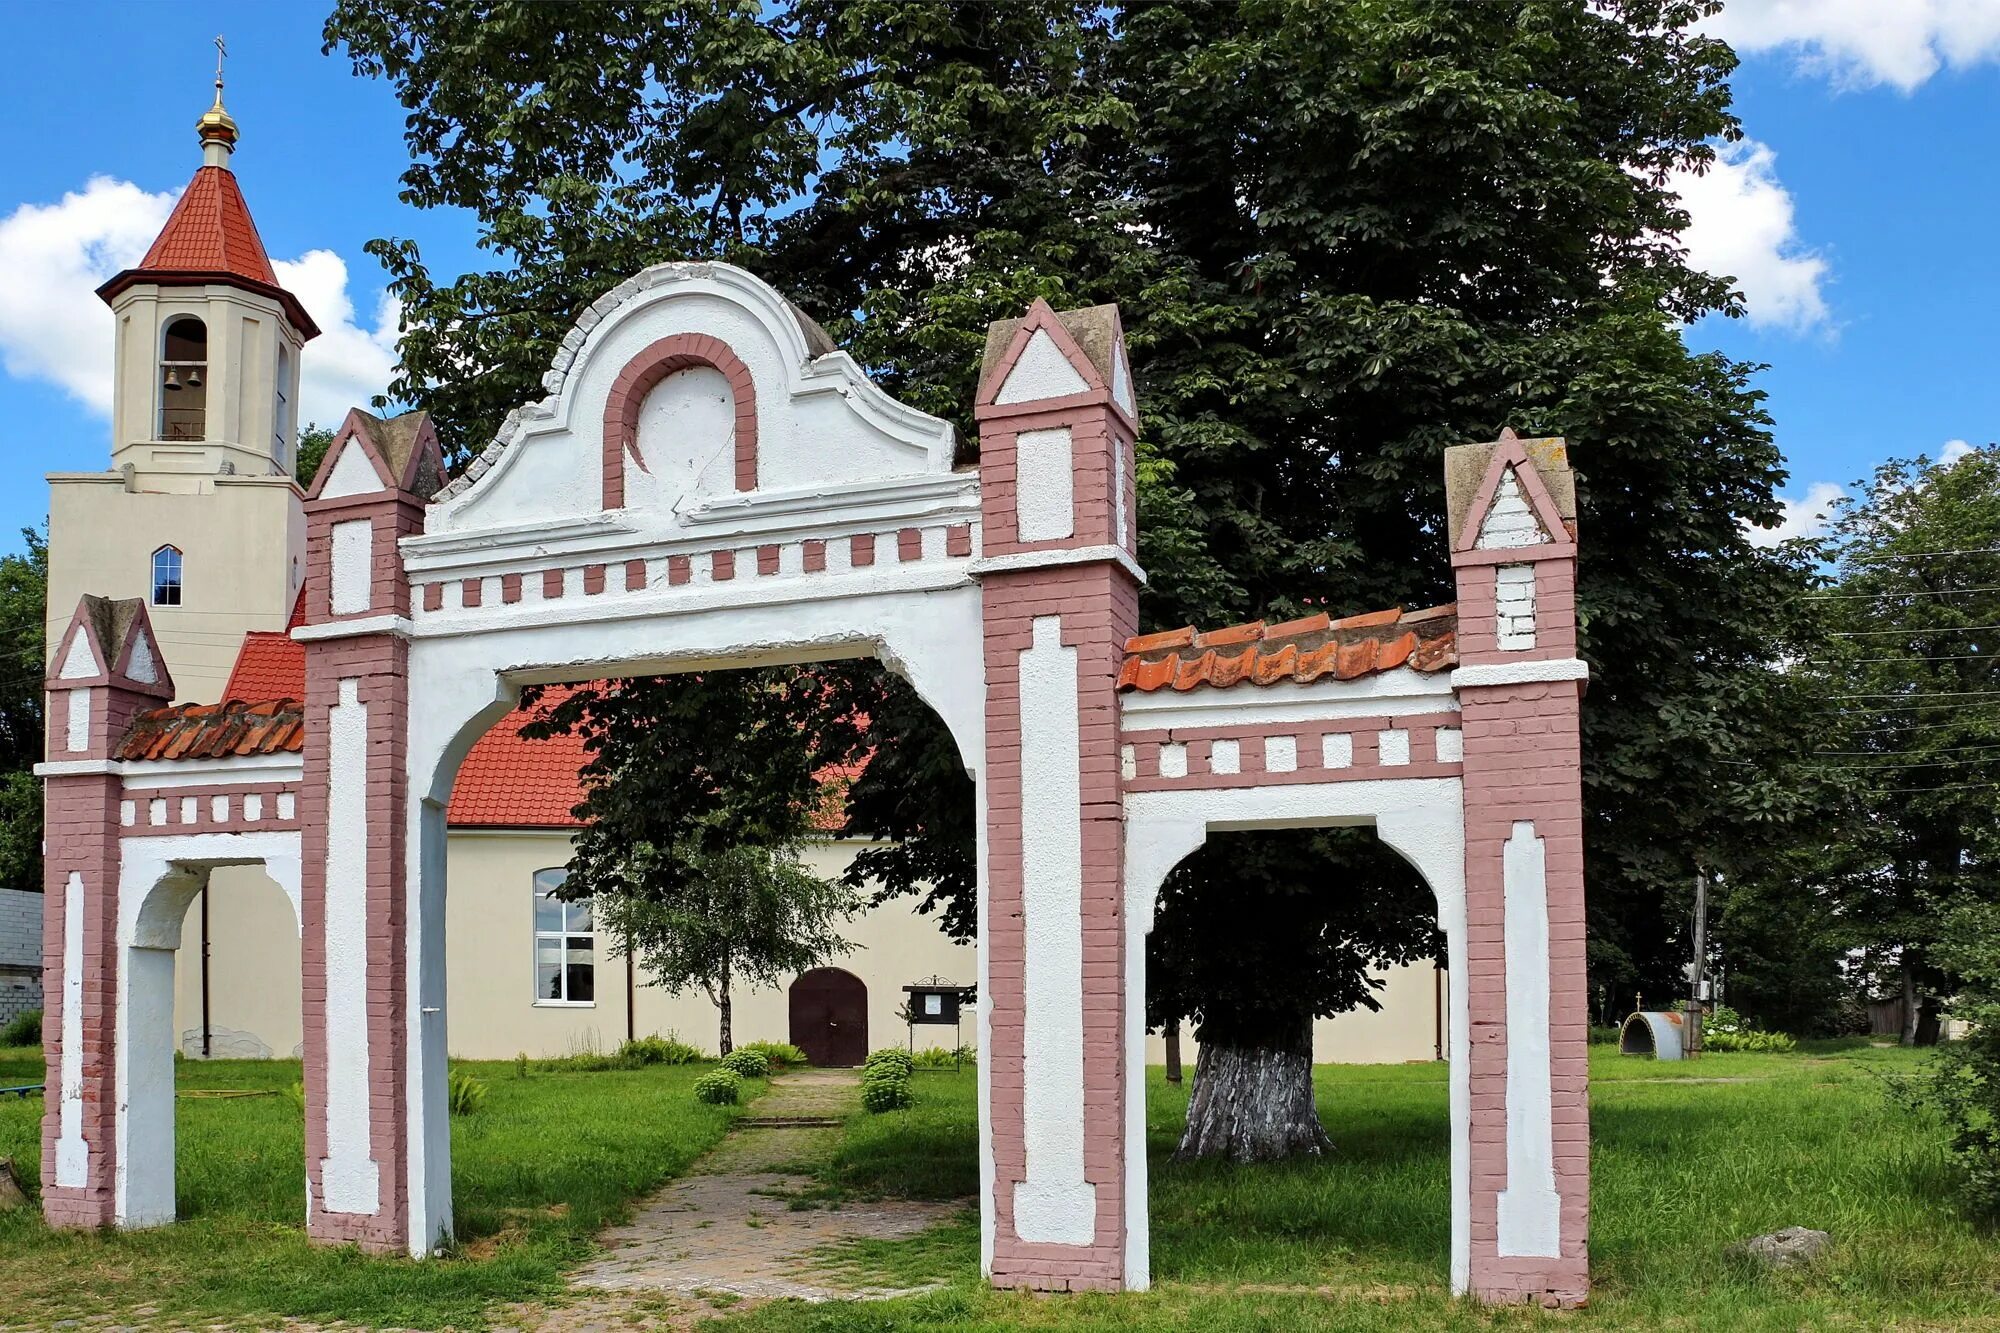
[{"x1": 38, "y1": 81, "x2": 1442, "y2": 1065}]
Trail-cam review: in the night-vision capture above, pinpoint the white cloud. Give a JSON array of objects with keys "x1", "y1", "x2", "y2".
[
  {"x1": 1746, "y1": 480, "x2": 1845, "y2": 547},
  {"x1": 1705, "y1": 0, "x2": 2000, "y2": 93},
  {"x1": 0, "y1": 176, "x2": 398, "y2": 435},
  {"x1": 270, "y1": 251, "x2": 400, "y2": 430},
  {"x1": 1670, "y1": 139, "x2": 1831, "y2": 334},
  {"x1": 0, "y1": 176, "x2": 174, "y2": 412},
  {"x1": 1939, "y1": 438, "x2": 1975, "y2": 465}
]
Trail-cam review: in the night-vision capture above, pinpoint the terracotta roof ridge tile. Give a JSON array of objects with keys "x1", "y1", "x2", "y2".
[{"x1": 1118, "y1": 601, "x2": 1459, "y2": 694}]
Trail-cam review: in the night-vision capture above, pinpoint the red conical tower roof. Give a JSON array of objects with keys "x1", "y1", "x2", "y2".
[
  {"x1": 95, "y1": 79, "x2": 319, "y2": 339},
  {"x1": 134, "y1": 165, "x2": 280, "y2": 286}
]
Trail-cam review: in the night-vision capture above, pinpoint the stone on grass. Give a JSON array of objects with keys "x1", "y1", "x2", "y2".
[
  {"x1": 0, "y1": 1158, "x2": 26, "y2": 1211},
  {"x1": 1732, "y1": 1226, "x2": 1830, "y2": 1269}
]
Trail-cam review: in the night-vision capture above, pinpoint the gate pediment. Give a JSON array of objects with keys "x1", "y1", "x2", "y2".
[{"x1": 428, "y1": 263, "x2": 957, "y2": 542}]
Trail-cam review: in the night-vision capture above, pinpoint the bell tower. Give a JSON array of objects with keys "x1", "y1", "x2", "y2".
[
  {"x1": 95, "y1": 50, "x2": 319, "y2": 483},
  {"x1": 45, "y1": 52, "x2": 319, "y2": 704}
]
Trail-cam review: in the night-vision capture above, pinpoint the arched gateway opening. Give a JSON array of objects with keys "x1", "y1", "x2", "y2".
[{"x1": 40, "y1": 263, "x2": 1592, "y2": 1306}]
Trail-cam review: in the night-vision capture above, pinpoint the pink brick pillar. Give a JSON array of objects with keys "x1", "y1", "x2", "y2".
[
  {"x1": 1447, "y1": 433, "x2": 1590, "y2": 1306},
  {"x1": 975, "y1": 299, "x2": 1142, "y2": 1291},
  {"x1": 39, "y1": 597, "x2": 174, "y2": 1229},
  {"x1": 298, "y1": 414, "x2": 438, "y2": 1252}
]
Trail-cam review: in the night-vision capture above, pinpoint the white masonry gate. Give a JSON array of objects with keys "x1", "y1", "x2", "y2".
[{"x1": 41, "y1": 263, "x2": 1592, "y2": 1305}]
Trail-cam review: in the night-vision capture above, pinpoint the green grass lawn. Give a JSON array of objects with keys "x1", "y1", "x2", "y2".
[
  {"x1": 719, "y1": 1042, "x2": 2000, "y2": 1332},
  {"x1": 2, "y1": 1040, "x2": 1995, "y2": 1330},
  {"x1": 0, "y1": 1045, "x2": 753, "y2": 1328}
]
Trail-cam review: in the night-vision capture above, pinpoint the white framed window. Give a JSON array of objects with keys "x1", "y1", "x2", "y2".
[
  {"x1": 151, "y1": 546, "x2": 183, "y2": 607},
  {"x1": 533, "y1": 868, "x2": 594, "y2": 1005}
]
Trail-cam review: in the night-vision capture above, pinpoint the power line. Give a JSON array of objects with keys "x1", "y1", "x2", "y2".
[
  {"x1": 1855, "y1": 780, "x2": 2000, "y2": 795},
  {"x1": 1850, "y1": 546, "x2": 2000, "y2": 564},
  {"x1": 1828, "y1": 623, "x2": 2000, "y2": 638},
  {"x1": 1817, "y1": 699, "x2": 2000, "y2": 716},
  {"x1": 1826, "y1": 688, "x2": 2000, "y2": 702},
  {"x1": 1804, "y1": 585, "x2": 2000, "y2": 601},
  {"x1": 1815, "y1": 740, "x2": 2000, "y2": 757},
  {"x1": 1819, "y1": 755, "x2": 2000, "y2": 772},
  {"x1": 1801, "y1": 653, "x2": 1997, "y2": 666}
]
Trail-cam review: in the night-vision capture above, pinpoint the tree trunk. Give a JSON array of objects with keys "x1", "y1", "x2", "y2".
[
  {"x1": 1902, "y1": 964, "x2": 1920, "y2": 1049},
  {"x1": 1165, "y1": 1023, "x2": 1183, "y2": 1085},
  {"x1": 718, "y1": 957, "x2": 734, "y2": 1056},
  {"x1": 1174, "y1": 1022, "x2": 1331, "y2": 1163}
]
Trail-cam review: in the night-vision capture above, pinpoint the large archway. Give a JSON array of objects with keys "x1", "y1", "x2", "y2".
[{"x1": 42, "y1": 263, "x2": 1591, "y2": 1304}]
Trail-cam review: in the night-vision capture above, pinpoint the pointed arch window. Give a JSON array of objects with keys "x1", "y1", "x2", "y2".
[
  {"x1": 273, "y1": 342, "x2": 293, "y2": 471},
  {"x1": 151, "y1": 546, "x2": 183, "y2": 607},
  {"x1": 159, "y1": 317, "x2": 208, "y2": 442}
]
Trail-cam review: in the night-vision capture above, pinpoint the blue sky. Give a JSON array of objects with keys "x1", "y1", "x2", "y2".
[{"x1": 2, "y1": 2, "x2": 1997, "y2": 548}]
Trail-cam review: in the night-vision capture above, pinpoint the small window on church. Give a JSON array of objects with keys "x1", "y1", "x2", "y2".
[
  {"x1": 159, "y1": 317, "x2": 208, "y2": 442},
  {"x1": 273, "y1": 343, "x2": 292, "y2": 470},
  {"x1": 151, "y1": 546, "x2": 183, "y2": 607}
]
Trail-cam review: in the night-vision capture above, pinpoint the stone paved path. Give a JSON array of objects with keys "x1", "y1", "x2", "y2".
[{"x1": 563, "y1": 1067, "x2": 959, "y2": 1305}]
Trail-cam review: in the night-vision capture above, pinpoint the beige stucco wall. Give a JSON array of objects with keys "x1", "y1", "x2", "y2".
[
  {"x1": 175, "y1": 828, "x2": 1440, "y2": 1066},
  {"x1": 169, "y1": 863, "x2": 303, "y2": 1058},
  {"x1": 1143, "y1": 959, "x2": 1445, "y2": 1066},
  {"x1": 444, "y1": 832, "x2": 976, "y2": 1060},
  {"x1": 107, "y1": 283, "x2": 305, "y2": 481},
  {"x1": 46, "y1": 472, "x2": 304, "y2": 704}
]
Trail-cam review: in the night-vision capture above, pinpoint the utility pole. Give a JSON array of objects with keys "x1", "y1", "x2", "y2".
[{"x1": 1687, "y1": 866, "x2": 1710, "y2": 1057}]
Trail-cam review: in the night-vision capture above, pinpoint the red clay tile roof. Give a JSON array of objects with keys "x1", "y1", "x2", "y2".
[
  {"x1": 124, "y1": 609, "x2": 869, "y2": 832},
  {"x1": 137, "y1": 166, "x2": 278, "y2": 284},
  {"x1": 447, "y1": 692, "x2": 590, "y2": 829},
  {"x1": 96, "y1": 166, "x2": 319, "y2": 337},
  {"x1": 118, "y1": 698, "x2": 304, "y2": 761},
  {"x1": 1118, "y1": 606, "x2": 1457, "y2": 693},
  {"x1": 221, "y1": 631, "x2": 305, "y2": 704}
]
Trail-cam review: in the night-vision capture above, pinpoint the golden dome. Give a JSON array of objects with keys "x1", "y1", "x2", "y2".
[{"x1": 196, "y1": 79, "x2": 238, "y2": 148}]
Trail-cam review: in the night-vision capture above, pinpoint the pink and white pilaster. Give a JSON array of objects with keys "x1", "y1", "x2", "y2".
[
  {"x1": 975, "y1": 299, "x2": 1142, "y2": 1291},
  {"x1": 297, "y1": 412, "x2": 441, "y2": 1251},
  {"x1": 38, "y1": 598, "x2": 174, "y2": 1229},
  {"x1": 1447, "y1": 431, "x2": 1590, "y2": 1306}
]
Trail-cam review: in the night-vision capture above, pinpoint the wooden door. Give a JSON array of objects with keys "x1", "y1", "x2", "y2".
[{"x1": 789, "y1": 967, "x2": 868, "y2": 1067}]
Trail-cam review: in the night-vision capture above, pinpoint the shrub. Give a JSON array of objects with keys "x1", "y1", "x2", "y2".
[
  {"x1": 862, "y1": 1049, "x2": 914, "y2": 1112},
  {"x1": 735, "y1": 1040, "x2": 809, "y2": 1070},
  {"x1": 720, "y1": 1048, "x2": 771, "y2": 1078},
  {"x1": 694, "y1": 1069, "x2": 742, "y2": 1105},
  {"x1": 621, "y1": 1034, "x2": 703, "y2": 1067},
  {"x1": 865, "y1": 1047, "x2": 915, "y2": 1076},
  {"x1": 449, "y1": 1071, "x2": 488, "y2": 1116},
  {"x1": 1703, "y1": 1004, "x2": 1797, "y2": 1053},
  {"x1": 911, "y1": 1045, "x2": 973, "y2": 1068},
  {"x1": 0, "y1": 1009, "x2": 40, "y2": 1048},
  {"x1": 1911, "y1": 900, "x2": 2000, "y2": 1215},
  {"x1": 514, "y1": 1052, "x2": 530, "y2": 1080}
]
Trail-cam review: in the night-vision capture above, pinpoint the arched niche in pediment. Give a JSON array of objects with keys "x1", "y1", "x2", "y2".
[{"x1": 427, "y1": 263, "x2": 956, "y2": 541}]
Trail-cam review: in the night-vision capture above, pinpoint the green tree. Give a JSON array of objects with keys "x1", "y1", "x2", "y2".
[
  {"x1": 294, "y1": 423, "x2": 338, "y2": 488},
  {"x1": 327, "y1": 0, "x2": 1817, "y2": 1152},
  {"x1": 1797, "y1": 446, "x2": 2000, "y2": 1044},
  {"x1": 520, "y1": 673, "x2": 866, "y2": 1053},
  {"x1": 601, "y1": 842, "x2": 856, "y2": 1055},
  {"x1": 0, "y1": 528, "x2": 47, "y2": 894}
]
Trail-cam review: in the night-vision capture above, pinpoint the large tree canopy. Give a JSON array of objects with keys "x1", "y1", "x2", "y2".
[
  {"x1": 328, "y1": 0, "x2": 1817, "y2": 1089},
  {"x1": 1791, "y1": 447, "x2": 2000, "y2": 1042},
  {"x1": 0, "y1": 528, "x2": 47, "y2": 894}
]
